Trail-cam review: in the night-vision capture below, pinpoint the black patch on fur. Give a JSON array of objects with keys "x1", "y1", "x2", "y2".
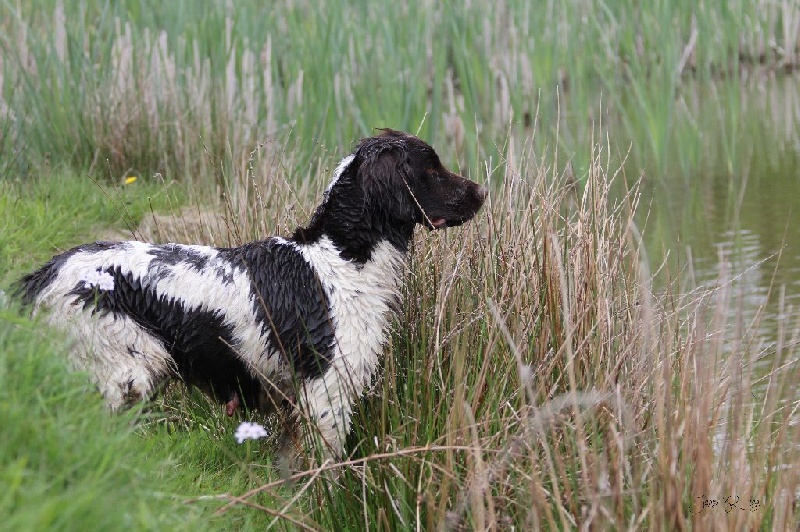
[
  {"x1": 147, "y1": 245, "x2": 210, "y2": 270},
  {"x1": 68, "y1": 266, "x2": 262, "y2": 409},
  {"x1": 213, "y1": 264, "x2": 236, "y2": 285},
  {"x1": 222, "y1": 239, "x2": 335, "y2": 379}
]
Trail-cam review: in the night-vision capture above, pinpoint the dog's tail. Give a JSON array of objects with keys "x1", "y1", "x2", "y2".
[{"x1": 15, "y1": 256, "x2": 64, "y2": 306}]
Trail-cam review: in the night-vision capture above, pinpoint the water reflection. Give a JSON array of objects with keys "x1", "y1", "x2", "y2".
[
  {"x1": 643, "y1": 75, "x2": 800, "y2": 430},
  {"x1": 694, "y1": 228, "x2": 770, "y2": 322},
  {"x1": 647, "y1": 73, "x2": 800, "y2": 344},
  {"x1": 692, "y1": 229, "x2": 780, "y2": 371}
]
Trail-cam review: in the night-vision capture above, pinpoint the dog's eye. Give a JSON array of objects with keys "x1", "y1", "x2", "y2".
[{"x1": 426, "y1": 169, "x2": 443, "y2": 183}]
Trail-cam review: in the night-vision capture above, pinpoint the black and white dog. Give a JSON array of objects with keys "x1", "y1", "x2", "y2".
[{"x1": 19, "y1": 129, "x2": 487, "y2": 457}]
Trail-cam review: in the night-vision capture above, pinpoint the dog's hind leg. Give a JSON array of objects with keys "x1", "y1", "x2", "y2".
[
  {"x1": 59, "y1": 313, "x2": 174, "y2": 410},
  {"x1": 225, "y1": 393, "x2": 240, "y2": 416},
  {"x1": 106, "y1": 333, "x2": 174, "y2": 409}
]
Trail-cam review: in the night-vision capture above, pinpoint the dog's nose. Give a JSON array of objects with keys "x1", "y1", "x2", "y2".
[{"x1": 476, "y1": 185, "x2": 489, "y2": 201}]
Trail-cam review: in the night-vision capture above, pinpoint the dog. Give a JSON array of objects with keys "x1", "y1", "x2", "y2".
[{"x1": 18, "y1": 129, "x2": 487, "y2": 458}]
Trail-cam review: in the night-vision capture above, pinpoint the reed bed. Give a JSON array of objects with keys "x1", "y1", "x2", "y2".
[
  {"x1": 135, "y1": 137, "x2": 799, "y2": 530},
  {"x1": 2, "y1": 1, "x2": 799, "y2": 529},
  {"x1": 1, "y1": 0, "x2": 798, "y2": 181}
]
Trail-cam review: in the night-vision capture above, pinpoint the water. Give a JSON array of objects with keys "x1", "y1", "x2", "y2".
[{"x1": 643, "y1": 73, "x2": 800, "y2": 392}]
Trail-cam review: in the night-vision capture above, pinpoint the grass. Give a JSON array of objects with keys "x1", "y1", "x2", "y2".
[
  {"x1": 0, "y1": 169, "x2": 180, "y2": 282},
  {"x1": 1, "y1": 1, "x2": 798, "y2": 182},
  {"x1": 0, "y1": 304, "x2": 304, "y2": 530},
  {"x1": 0, "y1": 306, "x2": 207, "y2": 531},
  {"x1": 1, "y1": 0, "x2": 799, "y2": 529},
  {"x1": 2, "y1": 138, "x2": 798, "y2": 529}
]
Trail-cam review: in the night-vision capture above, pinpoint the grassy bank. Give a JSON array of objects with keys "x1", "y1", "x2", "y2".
[
  {"x1": 0, "y1": 170, "x2": 180, "y2": 282},
  {"x1": 0, "y1": 303, "x2": 300, "y2": 531},
  {"x1": 0, "y1": 310, "x2": 189, "y2": 530}
]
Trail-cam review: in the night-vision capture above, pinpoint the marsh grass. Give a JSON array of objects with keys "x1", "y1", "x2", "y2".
[
  {"x1": 325, "y1": 142, "x2": 798, "y2": 530},
  {"x1": 2, "y1": 0, "x2": 800, "y2": 529},
  {"x1": 2, "y1": 1, "x2": 798, "y2": 182},
  {"x1": 128, "y1": 137, "x2": 798, "y2": 529}
]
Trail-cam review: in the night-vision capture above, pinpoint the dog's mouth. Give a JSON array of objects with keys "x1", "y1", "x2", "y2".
[{"x1": 426, "y1": 216, "x2": 469, "y2": 230}]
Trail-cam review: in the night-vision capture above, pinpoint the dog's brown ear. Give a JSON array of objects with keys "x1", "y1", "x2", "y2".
[{"x1": 356, "y1": 140, "x2": 418, "y2": 223}]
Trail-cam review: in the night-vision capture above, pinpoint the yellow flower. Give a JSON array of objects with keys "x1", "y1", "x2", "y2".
[{"x1": 124, "y1": 176, "x2": 137, "y2": 185}]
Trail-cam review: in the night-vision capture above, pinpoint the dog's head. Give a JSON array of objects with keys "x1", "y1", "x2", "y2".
[
  {"x1": 298, "y1": 129, "x2": 488, "y2": 261},
  {"x1": 348, "y1": 129, "x2": 488, "y2": 230}
]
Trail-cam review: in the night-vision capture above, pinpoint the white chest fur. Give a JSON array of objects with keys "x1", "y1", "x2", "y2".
[
  {"x1": 297, "y1": 236, "x2": 405, "y2": 380},
  {"x1": 293, "y1": 236, "x2": 406, "y2": 452}
]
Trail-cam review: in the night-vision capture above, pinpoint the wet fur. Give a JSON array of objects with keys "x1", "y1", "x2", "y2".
[{"x1": 18, "y1": 129, "x2": 488, "y2": 459}]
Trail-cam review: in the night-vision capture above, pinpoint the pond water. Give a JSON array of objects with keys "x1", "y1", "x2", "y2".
[{"x1": 642, "y1": 73, "x2": 800, "y2": 387}]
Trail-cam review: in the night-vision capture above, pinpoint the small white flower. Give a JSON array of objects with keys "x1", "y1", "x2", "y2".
[
  {"x1": 234, "y1": 421, "x2": 268, "y2": 444},
  {"x1": 81, "y1": 269, "x2": 115, "y2": 291}
]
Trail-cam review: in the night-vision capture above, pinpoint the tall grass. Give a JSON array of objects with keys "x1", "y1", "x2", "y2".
[
  {"x1": 128, "y1": 137, "x2": 799, "y2": 529},
  {"x1": 1, "y1": 0, "x2": 798, "y2": 181},
  {"x1": 2, "y1": 0, "x2": 799, "y2": 529},
  {"x1": 2, "y1": 128, "x2": 798, "y2": 529}
]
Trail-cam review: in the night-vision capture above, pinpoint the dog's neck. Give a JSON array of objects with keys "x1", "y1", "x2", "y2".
[{"x1": 291, "y1": 174, "x2": 415, "y2": 264}]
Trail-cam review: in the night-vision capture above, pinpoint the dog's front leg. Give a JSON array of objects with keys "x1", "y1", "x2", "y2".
[
  {"x1": 296, "y1": 365, "x2": 361, "y2": 461},
  {"x1": 274, "y1": 371, "x2": 353, "y2": 476}
]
